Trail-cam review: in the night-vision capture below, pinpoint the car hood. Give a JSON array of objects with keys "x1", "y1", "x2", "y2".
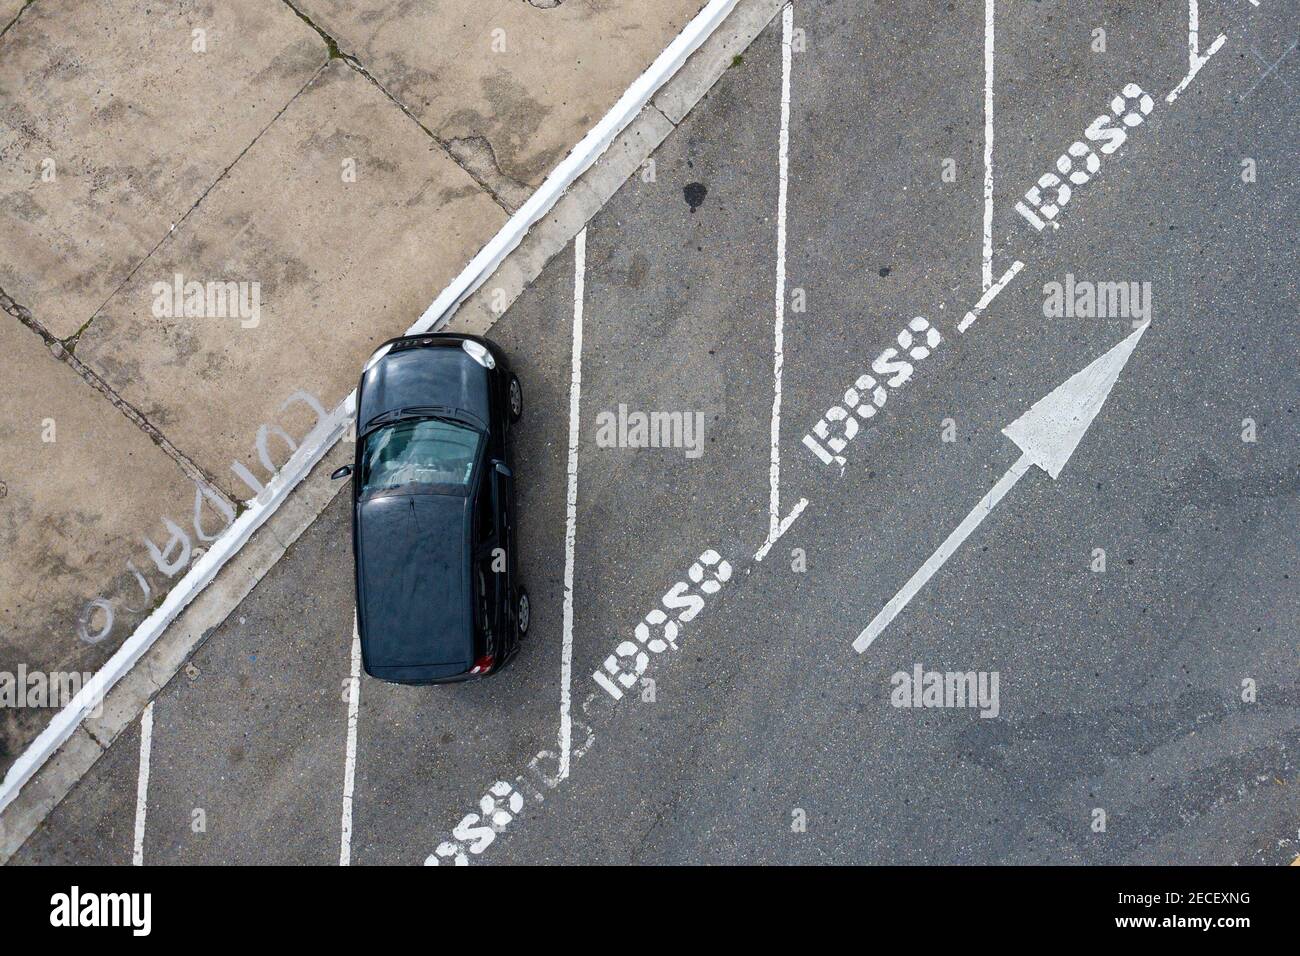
[
  {"x1": 355, "y1": 493, "x2": 474, "y2": 669},
  {"x1": 359, "y1": 344, "x2": 490, "y2": 430}
]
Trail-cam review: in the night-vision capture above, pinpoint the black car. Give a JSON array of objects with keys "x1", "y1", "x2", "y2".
[{"x1": 332, "y1": 333, "x2": 528, "y2": 684}]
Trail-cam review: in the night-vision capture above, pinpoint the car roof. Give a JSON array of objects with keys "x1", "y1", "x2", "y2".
[{"x1": 355, "y1": 491, "x2": 477, "y2": 669}]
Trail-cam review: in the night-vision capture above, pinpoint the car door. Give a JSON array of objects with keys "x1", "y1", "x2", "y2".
[
  {"x1": 474, "y1": 478, "x2": 503, "y2": 660},
  {"x1": 491, "y1": 463, "x2": 518, "y2": 656}
]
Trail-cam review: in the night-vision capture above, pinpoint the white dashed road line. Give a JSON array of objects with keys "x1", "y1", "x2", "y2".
[{"x1": 131, "y1": 701, "x2": 154, "y2": 867}]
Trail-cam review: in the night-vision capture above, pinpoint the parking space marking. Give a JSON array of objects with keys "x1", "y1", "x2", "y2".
[
  {"x1": 754, "y1": 497, "x2": 809, "y2": 562},
  {"x1": 558, "y1": 229, "x2": 587, "y2": 781},
  {"x1": 423, "y1": 0, "x2": 1267, "y2": 866},
  {"x1": 427, "y1": 543, "x2": 738, "y2": 864},
  {"x1": 131, "y1": 701, "x2": 154, "y2": 866},
  {"x1": 958, "y1": 260, "x2": 1025, "y2": 333},
  {"x1": 0, "y1": 0, "x2": 754, "y2": 828},
  {"x1": 338, "y1": 615, "x2": 361, "y2": 865},
  {"x1": 983, "y1": 0, "x2": 996, "y2": 290},
  {"x1": 1168, "y1": 0, "x2": 1226, "y2": 103},
  {"x1": 769, "y1": 2, "x2": 794, "y2": 542}
]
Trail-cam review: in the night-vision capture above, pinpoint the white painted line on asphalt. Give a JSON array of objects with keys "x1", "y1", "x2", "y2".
[
  {"x1": 854, "y1": 455, "x2": 1031, "y2": 654},
  {"x1": 958, "y1": 260, "x2": 1024, "y2": 333},
  {"x1": 0, "y1": 0, "x2": 749, "y2": 822},
  {"x1": 1167, "y1": 34, "x2": 1225, "y2": 101},
  {"x1": 982, "y1": 0, "x2": 996, "y2": 291},
  {"x1": 558, "y1": 229, "x2": 587, "y2": 782},
  {"x1": 754, "y1": 497, "x2": 809, "y2": 562},
  {"x1": 405, "y1": 0, "x2": 746, "y2": 335},
  {"x1": 769, "y1": 2, "x2": 793, "y2": 541},
  {"x1": 1239, "y1": 38, "x2": 1297, "y2": 100},
  {"x1": 428, "y1": 542, "x2": 739, "y2": 864},
  {"x1": 338, "y1": 615, "x2": 361, "y2": 866},
  {"x1": 131, "y1": 701, "x2": 154, "y2": 867},
  {"x1": 854, "y1": 323, "x2": 1150, "y2": 654},
  {"x1": 1167, "y1": 0, "x2": 1226, "y2": 103},
  {"x1": 426, "y1": 3, "x2": 1242, "y2": 864}
]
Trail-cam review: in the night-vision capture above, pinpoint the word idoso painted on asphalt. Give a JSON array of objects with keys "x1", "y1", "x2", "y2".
[
  {"x1": 427, "y1": 548, "x2": 733, "y2": 865},
  {"x1": 802, "y1": 83, "x2": 1164, "y2": 472},
  {"x1": 802, "y1": 316, "x2": 942, "y2": 469},
  {"x1": 77, "y1": 389, "x2": 328, "y2": 647},
  {"x1": 426, "y1": 704, "x2": 598, "y2": 866},
  {"x1": 1015, "y1": 82, "x2": 1154, "y2": 232},
  {"x1": 593, "y1": 548, "x2": 733, "y2": 700}
]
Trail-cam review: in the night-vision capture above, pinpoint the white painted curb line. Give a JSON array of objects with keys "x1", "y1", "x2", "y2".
[{"x1": 0, "y1": 0, "x2": 742, "y2": 816}]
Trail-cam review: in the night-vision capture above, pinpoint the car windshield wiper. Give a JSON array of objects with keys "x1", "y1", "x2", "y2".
[
  {"x1": 359, "y1": 406, "x2": 479, "y2": 439},
  {"x1": 399, "y1": 405, "x2": 486, "y2": 430}
]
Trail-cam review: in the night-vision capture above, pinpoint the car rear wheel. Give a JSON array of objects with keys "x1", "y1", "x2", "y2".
[
  {"x1": 508, "y1": 375, "x2": 523, "y2": 422},
  {"x1": 517, "y1": 588, "x2": 530, "y2": 637}
]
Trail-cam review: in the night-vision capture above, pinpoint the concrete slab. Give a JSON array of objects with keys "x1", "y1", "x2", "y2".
[
  {"x1": 1, "y1": 1, "x2": 28, "y2": 32},
  {"x1": 0, "y1": 0, "x2": 326, "y2": 338},
  {"x1": 293, "y1": 0, "x2": 708, "y2": 203},
  {"x1": 75, "y1": 59, "x2": 508, "y2": 504},
  {"x1": 0, "y1": 318, "x2": 197, "y2": 777}
]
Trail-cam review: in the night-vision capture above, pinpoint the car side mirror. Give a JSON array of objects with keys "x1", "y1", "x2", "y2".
[
  {"x1": 330, "y1": 465, "x2": 353, "y2": 480},
  {"x1": 494, "y1": 461, "x2": 513, "y2": 478}
]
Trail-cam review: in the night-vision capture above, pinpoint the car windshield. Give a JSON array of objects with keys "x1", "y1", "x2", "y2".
[{"x1": 360, "y1": 417, "x2": 482, "y2": 494}]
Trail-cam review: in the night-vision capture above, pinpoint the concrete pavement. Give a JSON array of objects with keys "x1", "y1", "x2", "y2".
[
  {"x1": 0, "y1": 0, "x2": 720, "y2": 782},
  {"x1": 8, "y1": 0, "x2": 1296, "y2": 865}
]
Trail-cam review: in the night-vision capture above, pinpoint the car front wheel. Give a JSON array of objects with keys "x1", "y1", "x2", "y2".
[{"x1": 508, "y1": 375, "x2": 523, "y2": 422}]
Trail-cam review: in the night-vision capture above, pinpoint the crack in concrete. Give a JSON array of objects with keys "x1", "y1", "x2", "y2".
[
  {"x1": 0, "y1": 0, "x2": 36, "y2": 40},
  {"x1": 81, "y1": 61, "x2": 330, "y2": 334},
  {"x1": 1, "y1": 286, "x2": 238, "y2": 513},
  {"x1": 443, "y1": 133, "x2": 535, "y2": 210},
  {"x1": 81, "y1": 722, "x2": 111, "y2": 751},
  {"x1": 650, "y1": 102, "x2": 678, "y2": 128},
  {"x1": 276, "y1": 0, "x2": 518, "y2": 213}
]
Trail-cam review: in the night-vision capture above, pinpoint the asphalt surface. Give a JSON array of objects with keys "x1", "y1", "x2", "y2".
[{"x1": 12, "y1": 0, "x2": 1299, "y2": 865}]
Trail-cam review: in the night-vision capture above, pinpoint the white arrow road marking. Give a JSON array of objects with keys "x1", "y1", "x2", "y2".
[
  {"x1": 853, "y1": 454, "x2": 1031, "y2": 654},
  {"x1": 853, "y1": 323, "x2": 1149, "y2": 654}
]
